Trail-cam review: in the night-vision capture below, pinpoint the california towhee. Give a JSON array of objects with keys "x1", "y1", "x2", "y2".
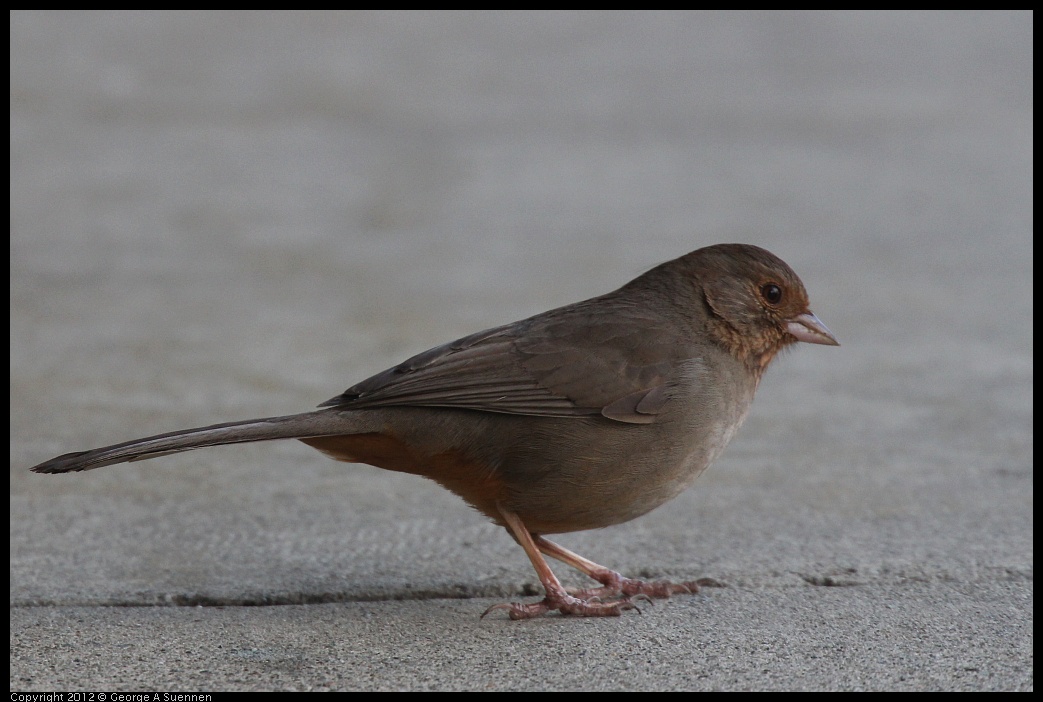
[{"x1": 30, "y1": 243, "x2": 837, "y2": 619}]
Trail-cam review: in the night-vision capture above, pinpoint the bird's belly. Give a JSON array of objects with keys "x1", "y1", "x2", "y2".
[{"x1": 496, "y1": 409, "x2": 747, "y2": 534}]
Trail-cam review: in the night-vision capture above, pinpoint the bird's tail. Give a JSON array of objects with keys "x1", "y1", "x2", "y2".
[{"x1": 30, "y1": 410, "x2": 352, "y2": 474}]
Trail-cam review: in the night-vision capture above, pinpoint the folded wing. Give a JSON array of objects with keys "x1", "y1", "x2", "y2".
[{"x1": 321, "y1": 299, "x2": 691, "y2": 425}]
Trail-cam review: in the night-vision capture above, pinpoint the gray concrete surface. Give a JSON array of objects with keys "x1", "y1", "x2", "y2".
[{"x1": 10, "y1": 11, "x2": 1031, "y2": 691}]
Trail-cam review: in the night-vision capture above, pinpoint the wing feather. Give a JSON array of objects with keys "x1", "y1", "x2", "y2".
[{"x1": 320, "y1": 296, "x2": 695, "y2": 424}]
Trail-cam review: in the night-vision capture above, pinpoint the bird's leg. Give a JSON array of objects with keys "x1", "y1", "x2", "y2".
[
  {"x1": 534, "y1": 535, "x2": 718, "y2": 601},
  {"x1": 481, "y1": 506, "x2": 637, "y2": 620}
]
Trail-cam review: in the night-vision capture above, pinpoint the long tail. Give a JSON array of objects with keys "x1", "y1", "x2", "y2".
[{"x1": 30, "y1": 410, "x2": 354, "y2": 474}]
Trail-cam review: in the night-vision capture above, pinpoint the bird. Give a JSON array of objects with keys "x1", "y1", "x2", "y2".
[{"x1": 30, "y1": 243, "x2": 838, "y2": 619}]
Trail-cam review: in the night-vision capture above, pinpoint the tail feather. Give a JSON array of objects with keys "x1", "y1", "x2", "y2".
[{"x1": 30, "y1": 410, "x2": 352, "y2": 474}]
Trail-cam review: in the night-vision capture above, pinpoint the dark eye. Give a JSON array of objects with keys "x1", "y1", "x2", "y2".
[{"x1": 761, "y1": 283, "x2": 783, "y2": 305}]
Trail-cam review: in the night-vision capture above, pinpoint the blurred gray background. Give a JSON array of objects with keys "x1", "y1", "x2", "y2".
[{"x1": 10, "y1": 11, "x2": 1031, "y2": 691}]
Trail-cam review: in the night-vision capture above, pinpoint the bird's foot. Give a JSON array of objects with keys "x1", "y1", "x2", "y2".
[
  {"x1": 567, "y1": 572, "x2": 724, "y2": 601},
  {"x1": 481, "y1": 589, "x2": 639, "y2": 620}
]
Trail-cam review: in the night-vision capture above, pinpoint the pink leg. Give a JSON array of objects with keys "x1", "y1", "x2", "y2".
[
  {"x1": 481, "y1": 507, "x2": 638, "y2": 620},
  {"x1": 534, "y1": 536, "x2": 720, "y2": 600}
]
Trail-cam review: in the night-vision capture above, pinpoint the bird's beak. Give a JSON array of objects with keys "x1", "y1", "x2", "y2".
[{"x1": 786, "y1": 312, "x2": 839, "y2": 346}]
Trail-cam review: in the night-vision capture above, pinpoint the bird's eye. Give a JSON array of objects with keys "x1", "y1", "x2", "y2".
[{"x1": 761, "y1": 283, "x2": 783, "y2": 305}]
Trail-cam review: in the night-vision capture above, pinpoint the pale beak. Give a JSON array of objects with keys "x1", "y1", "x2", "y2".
[{"x1": 786, "y1": 312, "x2": 839, "y2": 346}]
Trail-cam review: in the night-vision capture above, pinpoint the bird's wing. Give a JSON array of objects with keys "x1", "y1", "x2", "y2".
[{"x1": 320, "y1": 299, "x2": 688, "y2": 425}]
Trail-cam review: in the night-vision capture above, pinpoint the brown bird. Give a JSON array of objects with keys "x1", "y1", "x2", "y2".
[{"x1": 30, "y1": 243, "x2": 838, "y2": 619}]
